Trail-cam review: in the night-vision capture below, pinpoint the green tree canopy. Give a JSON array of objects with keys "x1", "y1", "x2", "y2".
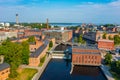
[
  {"x1": 49, "y1": 41, "x2": 53, "y2": 48},
  {"x1": 0, "y1": 40, "x2": 30, "y2": 78},
  {"x1": 114, "y1": 35, "x2": 120, "y2": 45},
  {"x1": 28, "y1": 36, "x2": 35, "y2": 43},
  {"x1": 102, "y1": 32, "x2": 107, "y2": 39},
  {"x1": 78, "y1": 34, "x2": 86, "y2": 44},
  {"x1": 0, "y1": 40, "x2": 23, "y2": 78},
  {"x1": 111, "y1": 61, "x2": 120, "y2": 74},
  {"x1": 21, "y1": 41, "x2": 30, "y2": 64},
  {"x1": 108, "y1": 35, "x2": 113, "y2": 40},
  {"x1": 104, "y1": 53, "x2": 112, "y2": 65}
]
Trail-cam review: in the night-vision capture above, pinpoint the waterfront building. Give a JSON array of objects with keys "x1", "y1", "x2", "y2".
[
  {"x1": 29, "y1": 38, "x2": 44, "y2": 52},
  {"x1": 29, "y1": 40, "x2": 49, "y2": 66},
  {"x1": 29, "y1": 38, "x2": 55, "y2": 67},
  {"x1": 17, "y1": 29, "x2": 42, "y2": 38},
  {"x1": 43, "y1": 30, "x2": 72, "y2": 43},
  {"x1": 72, "y1": 45, "x2": 101, "y2": 66},
  {"x1": 0, "y1": 63, "x2": 10, "y2": 80},
  {"x1": 98, "y1": 39, "x2": 114, "y2": 50}
]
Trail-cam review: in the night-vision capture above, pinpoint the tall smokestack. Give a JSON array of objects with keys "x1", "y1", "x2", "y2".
[
  {"x1": 16, "y1": 14, "x2": 19, "y2": 25},
  {"x1": 46, "y1": 18, "x2": 49, "y2": 29}
]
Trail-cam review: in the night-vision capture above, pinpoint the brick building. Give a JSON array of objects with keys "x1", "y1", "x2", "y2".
[
  {"x1": 0, "y1": 63, "x2": 10, "y2": 80},
  {"x1": 43, "y1": 30, "x2": 72, "y2": 42},
  {"x1": 17, "y1": 29, "x2": 42, "y2": 38},
  {"x1": 72, "y1": 45, "x2": 101, "y2": 66},
  {"x1": 29, "y1": 40, "x2": 49, "y2": 66},
  {"x1": 29, "y1": 39, "x2": 43, "y2": 52},
  {"x1": 0, "y1": 30, "x2": 17, "y2": 42},
  {"x1": 98, "y1": 39, "x2": 114, "y2": 50}
]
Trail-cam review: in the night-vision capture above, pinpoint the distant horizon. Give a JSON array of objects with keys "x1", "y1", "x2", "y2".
[
  {"x1": 1, "y1": 21, "x2": 119, "y2": 25},
  {"x1": 0, "y1": 21, "x2": 119, "y2": 25}
]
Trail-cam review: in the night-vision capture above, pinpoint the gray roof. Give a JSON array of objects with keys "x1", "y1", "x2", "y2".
[
  {"x1": 44, "y1": 30, "x2": 71, "y2": 33},
  {"x1": 0, "y1": 63, "x2": 10, "y2": 71},
  {"x1": 72, "y1": 45, "x2": 98, "y2": 50},
  {"x1": 30, "y1": 40, "x2": 49, "y2": 58}
]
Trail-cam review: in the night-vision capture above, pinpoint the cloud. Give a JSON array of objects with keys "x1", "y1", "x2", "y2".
[{"x1": 109, "y1": 0, "x2": 120, "y2": 7}]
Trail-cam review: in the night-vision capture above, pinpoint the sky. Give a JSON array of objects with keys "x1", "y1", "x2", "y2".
[{"x1": 0, "y1": 0, "x2": 120, "y2": 24}]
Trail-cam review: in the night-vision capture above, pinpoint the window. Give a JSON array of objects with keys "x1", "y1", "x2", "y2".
[
  {"x1": 89, "y1": 56, "x2": 91, "y2": 59},
  {"x1": 6, "y1": 70, "x2": 9, "y2": 73},
  {"x1": 1, "y1": 72, "x2": 4, "y2": 75}
]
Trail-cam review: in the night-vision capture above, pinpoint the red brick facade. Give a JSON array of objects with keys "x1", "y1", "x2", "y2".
[
  {"x1": 72, "y1": 54, "x2": 101, "y2": 66},
  {"x1": 98, "y1": 39, "x2": 114, "y2": 50},
  {"x1": 29, "y1": 44, "x2": 49, "y2": 66},
  {"x1": 29, "y1": 40, "x2": 43, "y2": 52},
  {"x1": 72, "y1": 47, "x2": 101, "y2": 66}
]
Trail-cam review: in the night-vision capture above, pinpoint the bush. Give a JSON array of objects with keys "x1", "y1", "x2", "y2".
[{"x1": 40, "y1": 55, "x2": 46, "y2": 63}]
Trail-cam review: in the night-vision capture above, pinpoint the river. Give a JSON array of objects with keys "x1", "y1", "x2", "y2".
[{"x1": 39, "y1": 59, "x2": 107, "y2": 80}]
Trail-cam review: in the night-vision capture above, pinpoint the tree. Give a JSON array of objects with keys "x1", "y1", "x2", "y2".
[
  {"x1": 104, "y1": 53, "x2": 112, "y2": 65},
  {"x1": 21, "y1": 41, "x2": 30, "y2": 64},
  {"x1": 28, "y1": 36, "x2": 35, "y2": 43},
  {"x1": 114, "y1": 35, "x2": 120, "y2": 45},
  {"x1": 49, "y1": 41, "x2": 53, "y2": 48},
  {"x1": 102, "y1": 32, "x2": 107, "y2": 39},
  {"x1": 0, "y1": 40, "x2": 23, "y2": 78},
  {"x1": 78, "y1": 34, "x2": 86, "y2": 44},
  {"x1": 108, "y1": 35, "x2": 113, "y2": 40},
  {"x1": 111, "y1": 61, "x2": 120, "y2": 74}
]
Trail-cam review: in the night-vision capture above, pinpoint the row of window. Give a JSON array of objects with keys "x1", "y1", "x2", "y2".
[
  {"x1": 75, "y1": 56, "x2": 98, "y2": 59},
  {"x1": 1, "y1": 70, "x2": 9, "y2": 75}
]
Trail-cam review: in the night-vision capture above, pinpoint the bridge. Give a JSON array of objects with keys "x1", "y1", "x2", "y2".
[
  {"x1": 57, "y1": 41, "x2": 79, "y2": 46},
  {"x1": 47, "y1": 50, "x2": 71, "y2": 59}
]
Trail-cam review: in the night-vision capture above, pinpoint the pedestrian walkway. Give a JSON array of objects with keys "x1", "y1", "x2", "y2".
[
  {"x1": 100, "y1": 65, "x2": 115, "y2": 80},
  {"x1": 20, "y1": 56, "x2": 51, "y2": 80},
  {"x1": 32, "y1": 56, "x2": 51, "y2": 80}
]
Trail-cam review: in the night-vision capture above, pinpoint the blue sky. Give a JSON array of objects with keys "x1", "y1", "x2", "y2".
[{"x1": 0, "y1": 0, "x2": 120, "y2": 24}]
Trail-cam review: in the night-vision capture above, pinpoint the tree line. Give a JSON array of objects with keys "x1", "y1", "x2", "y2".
[
  {"x1": 102, "y1": 32, "x2": 120, "y2": 45},
  {"x1": 0, "y1": 39, "x2": 29, "y2": 78}
]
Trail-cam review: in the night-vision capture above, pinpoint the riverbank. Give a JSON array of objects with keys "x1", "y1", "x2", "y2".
[
  {"x1": 7, "y1": 68, "x2": 37, "y2": 80},
  {"x1": 32, "y1": 55, "x2": 51, "y2": 80},
  {"x1": 100, "y1": 65, "x2": 115, "y2": 80}
]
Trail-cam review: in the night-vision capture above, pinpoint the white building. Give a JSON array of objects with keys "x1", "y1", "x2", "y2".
[
  {"x1": 5, "y1": 23, "x2": 10, "y2": 27},
  {"x1": 0, "y1": 23, "x2": 4, "y2": 27},
  {"x1": 0, "y1": 31, "x2": 17, "y2": 41}
]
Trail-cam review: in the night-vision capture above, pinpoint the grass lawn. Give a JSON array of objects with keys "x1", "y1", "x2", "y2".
[
  {"x1": 110, "y1": 70, "x2": 120, "y2": 80},
  {"x1": 7, "y1": 68, "x2": 37, "y2": 80}
]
